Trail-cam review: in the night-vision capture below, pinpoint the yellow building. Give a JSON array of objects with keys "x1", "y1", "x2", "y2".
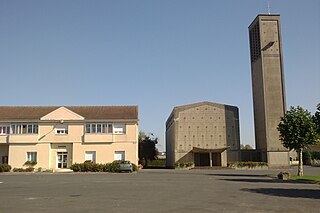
[{"x1": 0, "y1": 106, "x2": 138, "y2": 171}]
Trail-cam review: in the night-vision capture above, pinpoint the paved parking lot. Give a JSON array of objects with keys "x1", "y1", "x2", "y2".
[{"x1": 0, "y1": 166, "x2": 319, "y2": 213}]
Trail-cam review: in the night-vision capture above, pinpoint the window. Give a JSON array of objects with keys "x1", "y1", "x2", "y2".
[
  {"x1": 55, "y1": 125, "x2": 68, "y2": 135},
  {"x1": 114, "y1": 151, "x2": 125, "y2": 161},
  {"x1": 22, "y1": 124, "x2": 27, "y2": 134},
  {"x1": 85, "y1": 123, "x2": 114, "y2": 134},
  {"x1": 0, "y1": 126, "x2": 10, "y2": 135},
  {"x1": 11, "y1": 123, "x2": 38, "y2": 134},
  {"x1": 27, "y1": 152, "x2": 37, "y2": 162},
  {"x1": 92, "y1": 124, "x2": 96, "y2": 133},
  {"x1": 85, "y1": 151, "x2": 96, "y2": 163},
  {"x1": 2, "y1": 156, "x2": 8, "y2": 164},
  {"x1": 249, "y1": 22, "x2": 261, "y2": 62},
  {"x1": 27, "y1": 125, "x2": 33, "y2": 134},
  {"x1": 85, "y1": 124, "x2": 91, "y2": 133},
  {"x1": 97, "y1": 124, "x2": 102, "y2": 133},
  {"x1": 113, "y1": 124, "x2": 125, "y2": 134},
  {"x1": 108, "y1": 124, "x2": 112, "y2": 133}
]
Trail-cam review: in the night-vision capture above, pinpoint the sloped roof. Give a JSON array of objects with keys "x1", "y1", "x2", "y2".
[
  {"x1": 0, "y1": 106, "x2": 138, "y2": 121},
  {"x1": 173, "y1": 101, "x2": 236, "y2": 112},
  {"x1": 166, "y1": 101, "x2": 238, "y2": 127}
]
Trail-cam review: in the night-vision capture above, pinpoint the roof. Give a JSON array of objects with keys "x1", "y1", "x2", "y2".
[
  {"x1": 173, "y1": 101, "x2": 237, "y2": 112},
  {"x1": 166, "y1": 101, "x2": 238, "y2": 127},
  {"x1": 248, "y1": 14, "x2": 280, "y2": 29},
  {"x1": 0, "y1": 106, "x2": 138, "y2": 121}
]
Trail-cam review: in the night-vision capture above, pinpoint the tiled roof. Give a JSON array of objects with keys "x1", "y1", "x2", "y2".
[{"x1": 0, "y1": 106, "x2": 138, "y2": 120}]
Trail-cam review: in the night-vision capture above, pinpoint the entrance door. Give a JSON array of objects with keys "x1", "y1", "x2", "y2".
[
  {"x1": 194, "y1": 153, "x2": 210, "y2": 166},
  {"x1": 211, "y1": 152, "x2": 222, "y2": 166},
  {"x1": 57, "y1": 152, "x2": 68, "y2": 169}
]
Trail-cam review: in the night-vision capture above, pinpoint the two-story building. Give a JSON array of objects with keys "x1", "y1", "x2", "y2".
[{"x1": 0, "y1": 106, "x2": 138, "y2": 171}]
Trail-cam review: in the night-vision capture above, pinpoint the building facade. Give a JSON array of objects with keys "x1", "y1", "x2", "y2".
[
  {"x1": 249, "y1": 14, "x2": 289, "y2": 166},
  {"x1": 166, "y1": 102, "x2": 240, "y2": 168},
  {"x1": 0, "y1": 106, "x2": 138, "y2": 171}
]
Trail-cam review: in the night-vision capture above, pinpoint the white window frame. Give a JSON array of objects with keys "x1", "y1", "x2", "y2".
[
  {"x1": 27, "y1": 152, "x2": 37, "y2": 162},
  {"x1": 85, "y1": 123, "x2": 113, "y2": 134},
  {"x1": 85, "y1": 151, "x2": 96, "y2": 163},
  {"x1": 113, "y1": 123, "x2": 126, "y2": 134},
  {"x1": 0, "y1": 126, "x2": 10, "y2": 135},
  {"x1": 114, "y1": 151, "x2": 125, "y2": 161},
  {"x1": 11, "y1": 123, "x2": 38, "y2": 134},
  {"x1": 55, "y1": 125, "x2": 68, "y2": 135}
]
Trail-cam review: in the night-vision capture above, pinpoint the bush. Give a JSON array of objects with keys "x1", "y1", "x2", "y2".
[
  {"x1": 23, "y1": 161, "x2": 37, "y2": 167},
  {"x1": 12, "y1": 167, "x2": 34, "y2": 172},
  {"x1": 148, "y1": 159, "x2": 166, "y2": 167},
  {"x1": 302, "y1": 151, "x2": 312, "y2": 165},
  {"x1": 70, "y1": 161, "x2": 123, "y2": 172},
  {"x1": 0, "y1": 164, "x2": 11, "y2": 172},
  {"x1": 227, "y1": 162, "x2": 268, "y2": 168},
  {"x1": 303, "y1": 151, "x2": 320, "y2": 165},
  {"x1": 25, "y1": 167, "x2": 34, "y2": 172},
  {"x1": 132, "y1": 163, "x2": 138, "y2": 172},
  {"x1": 70, "y1": 163, "x2": 82, "y2": 172},
  {"x1": 175, "y1": 162, "x2": 194, "y2": 168},
  {"x1": 70, "y1": 161, "x2": 139, "y2": 173},
  {"x1": 108, "y1": 161, "x2": 121, "y2": 172},
  {"x1": 13, "y1": 168, "x2": 24, "y2": 172}
]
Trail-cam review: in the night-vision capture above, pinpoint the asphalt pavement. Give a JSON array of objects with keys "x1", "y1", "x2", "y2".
[{"x1": 0, "y1": 166, "x2": 319, "y2": 213}]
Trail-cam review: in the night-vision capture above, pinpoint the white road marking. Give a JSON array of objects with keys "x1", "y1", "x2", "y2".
[{"x1": 25, "y1": 197, "x2": 38, "y2": 200}]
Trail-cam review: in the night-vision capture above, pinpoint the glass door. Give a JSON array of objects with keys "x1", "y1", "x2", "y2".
[{"x1": 57, "y1": 152, "x2": 68, "y2": 169}]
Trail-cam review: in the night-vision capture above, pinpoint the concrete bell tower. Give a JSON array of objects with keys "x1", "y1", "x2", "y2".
[{"x1": 248, "y1": 14, "x2": 289, "y2": 167}]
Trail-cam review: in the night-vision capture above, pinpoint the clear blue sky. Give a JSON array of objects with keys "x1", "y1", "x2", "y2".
[{"x1": 1, "y1": 0, "x2": 319, "y2": 151}]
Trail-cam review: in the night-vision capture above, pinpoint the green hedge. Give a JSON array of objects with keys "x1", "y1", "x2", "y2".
[
  {"x1": 23, "y1": 161, "x2": 37, "y2": 167},
  {"x1": 228, "y1": 161, "x2": 268, "y2": 168},
  {"x1": 175, "y1": 162, "x2": 194, "y2": 168},
  {"x1": 70, "y1": 161, "x2": 138, "y2": 172},
  {"x1": 0, "y1": 164, "x2": 11, "y2": 172},
  {"x1": 12, "y1": 167, "x2": 34, "y2": 172},
  {"x1": 147, "y1": 159, "x2": 166, "y2": 167},
  {"x1": 303, "y1": 151, "x2": 320, "y2": 165}
]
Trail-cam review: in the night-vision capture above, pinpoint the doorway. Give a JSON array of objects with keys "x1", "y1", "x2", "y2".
[
  {"x1": 57, "y1": 152, "x2": 68, "y2": 169},
  {"x1": 211, "y1": 152, "x2": 222, "y2": 166},
  {"x1": 194, "y1": 153, "x2": 210, "y2": 166}
]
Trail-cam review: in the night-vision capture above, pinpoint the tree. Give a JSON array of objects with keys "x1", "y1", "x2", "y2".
[
  {"x1": 138, "y1": 131, "x2": 158, "y2": 167},
  {"x1": 313, "y1": 103, "x2": 320, "y2": 136},
  {"x1": 240, "y1": 144, "x2": 253, "y2": 150},
  {"x1": 278, "y1": 106, "x2": 319, "y2": 176}
]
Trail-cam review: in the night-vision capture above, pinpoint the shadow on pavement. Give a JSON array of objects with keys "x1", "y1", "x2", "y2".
[
  {"x1": 209, "y1": 174, "x2": 268, "y2": 177},
  {"x1": 220, "y1": 178, "x2": 315, "y2": 184},
  {"x1": 242, "y1": 188, "x2": 320, "y2": 199}
]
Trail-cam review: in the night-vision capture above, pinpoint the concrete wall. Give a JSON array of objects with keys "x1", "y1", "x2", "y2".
[
  {"x1": 166, "y1": 102, "x2": 240, "y2": 167},
  {"x1": 165, "y1": 116, "x2": 176, "y2": 168},
  {"x1": 249, "y1": 15, "x2": 289, "y2": 166},
  {"x1": 176, "y1": 104, "x2": 239, "y2": 153},
  {"x1": 268, "y1": 151, "x2": 290, "y2": 167}
]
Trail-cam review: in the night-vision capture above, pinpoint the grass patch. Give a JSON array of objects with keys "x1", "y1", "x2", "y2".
[{"x1": 291, "y1": 175, "x2": 320, "y2": 183}]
